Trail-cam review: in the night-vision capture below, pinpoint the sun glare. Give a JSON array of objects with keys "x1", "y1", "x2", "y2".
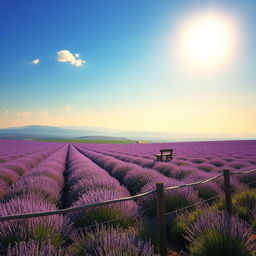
[{"x1": 175, "y1": 12, "x2": 238, "y2": 73}]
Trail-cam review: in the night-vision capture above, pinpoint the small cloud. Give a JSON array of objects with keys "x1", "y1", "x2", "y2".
[
  {"x1": 38, "y1": 110, "x2": 48, "y2": 116},
  {"x1": 16, "y1": 111, "x2": 31, "y2": 117},
  {"x1": 5, "y1": 110, "x2": 9, "y2": 114},
  {"x1": 64, "y1": 105, "x2": 72, "y2": 111},
  {"x1": 56, "y1": 50, "x2": 85, "y2": 67},
  {"x1": 32, "y1": 58, "x2": 40, "y2": 64}
]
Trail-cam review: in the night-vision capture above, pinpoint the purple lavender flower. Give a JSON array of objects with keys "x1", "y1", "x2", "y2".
[
  {"x1": 4, "y1": 176, "x2": 62, "y2": 204},
  {"x1": 0, "y1": 168, "x2": 19, "y2": 185},
  {"x1": 123, "y1": 168, "x2": 167, "y2": 194},
  {"x1": 186, "y1": 211, "x2": 256, "y2": 256},
  {"x1": 7, "y1": 240, "x2": 71, "y2": 256},
  {"x1": 169, "y1": 166, "x2": 196, "y2": 180},
  {"x1": 196, "y1": 163, "x2": 218, "y2": 173},
  {"x1": 209, "y1": 159, "x2": 227, "y2": 167},
  {"x1": 190, "y1": 158, "x2": 206, "y2": 164},
  {"x1": 0, "y1": 157, "x2": 8, "y2": 163},
  {"x1": 139, "y1": 178, "x2": 200, "y2": 217},
  {"x1": 4, "y1": 162, "x2": 29, "y2": 176},
  {"x1": 153, "y1": 162, "x2": 177, "y2": 177},
  {"x1": 70, "y1": 225, "x2": 156, "y2": 256},
  {"x1": 0, "y1": 198, "x2": 73, "y2": 249},
  {"x1": 111, "y1": 162, "x2": 137, "y2": 181},
  {"x1": 67, "y1": 178, "x2": 127, "y2": 205},
  {"x1": 189, "y1": 177, "x2": 223, "y2": 201},
  {"x1": 0, "y1": 179, "x2": 9, "y2": 199},
  {"x1": 68, "y1": 188, "x2": 138, "y2": 228},
  {"x1": 229, "y1": 160, "x2": 249, "y2": 170}
]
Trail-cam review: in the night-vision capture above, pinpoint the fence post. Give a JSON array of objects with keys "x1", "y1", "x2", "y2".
[
  {"x1": 223, "y1": 169, "x2": 232, "y2": 215},
  {"x1": 156, "y1": 183, "x2": 167, "y2": 256}
]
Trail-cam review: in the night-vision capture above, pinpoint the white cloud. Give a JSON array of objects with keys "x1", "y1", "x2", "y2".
[
  {"x1": 56, "y1": 50, "x2": 85, "y2": 66},
  {"x1": 64, "y1": 105, "x2": 72, "y2": 111},
  {"x1": 32, "y1": 59, "x2": 40, "y2": 64},
  {"x1": 38, "y1": 110, "x2": 48, "y2": 116},
  {"x1": 16, "y1": 112, "x2": 31, "y2": 117},
  {"x1": 5, "y1": 110, "x2": 9, "y2": 114}
]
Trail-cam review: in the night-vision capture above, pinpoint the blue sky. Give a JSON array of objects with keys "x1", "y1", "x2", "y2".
[{"x1": 0, "y1": 0, "x2": 255, "y2": 136}]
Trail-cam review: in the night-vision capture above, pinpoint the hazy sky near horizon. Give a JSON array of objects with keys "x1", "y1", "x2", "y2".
[{"x1": 0, "y1": 0, "x2": 255, "y2": 135}]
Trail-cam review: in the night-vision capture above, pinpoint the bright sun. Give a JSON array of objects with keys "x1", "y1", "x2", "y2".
[{"x1": 176, "y1": 12, "x2": 238, "y2": 72}]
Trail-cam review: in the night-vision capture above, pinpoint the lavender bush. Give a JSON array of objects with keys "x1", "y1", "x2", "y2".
[
  {"x1": 69, "y1": 225, "x2": 156, "y2": 256},
  {"x1": 7, "y1": 240, "x2": 70, "y2": 256},
  {"x1": 123, "y1": 168, "x2": 167, "y2": 194},
  {"x1": 0, "y1": 179, "x2": 9, "y2": 199},
  {"x1": 68, "y1": 188, "x2": 138, "y2": 228},
  {"x1": 0, "y1": 168, "x2": 19, "y2": 185},
  {"x1": 0, "y1": 198, "x2": 73, "y2": 249},
  {"x1": 186, "y1": 211, "x2": 256, "y2": 256},
  {"x1": 139, "y1": 179, "x2": 200, "y2": 217}
]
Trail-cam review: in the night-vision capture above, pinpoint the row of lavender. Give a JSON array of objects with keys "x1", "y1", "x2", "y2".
[
  {"x1": 0, "y1": 142, "x2": 151, "y2": 255},
  {"x1": 76, "y1": 142, "x2": 256, "y2": 215},
  {"x1": 73, "y1": 145, "x2": 204, "y2": 248},
  {"x1": 79, "y1": 141, "x2": 256, "y2": 191},
  {"x1": 74, "y1": 141, "x2": 256, "y2": 255},
  {"x1": 73, "y1": 146, "x2": 216, "y2": 232},
  {"x1": 64, "y1": 145, "x2": 155, "y2": 255},
  {"x1": 76, "y1": 145, "x2": 228, "y2": 204},
  {"x1": 0, "y1": 143, "x2": 72, "y2": 255},
  {"x1": 0, "y1": 142, "x2": 156, "y2": 255},
  {"x1": 0, "y1": 141, "x2": 66, "y2": 201},
  {"x1": 0, "y1": 140, "x2": 58, "y2": 163},
  {"x1": 82, "y1": 140, "x2": 256, "y2": 170},
  {"x1": 0, "y1": 140, "x2": 256, "y2": 255},
  {"x1": 83, "y1": 140, "x2": 256, "y2": 158}
]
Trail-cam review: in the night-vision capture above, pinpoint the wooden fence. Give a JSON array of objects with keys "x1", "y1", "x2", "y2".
[{"x1": 1, "y1": 168, "x2": 256, "y2": 256}]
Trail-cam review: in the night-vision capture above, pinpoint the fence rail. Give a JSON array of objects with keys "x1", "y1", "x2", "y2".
[
  {"x1": 0, "y1": 190, "x2": 156, "y2": 221},
  {"x1": 0, "y1": 169, "x2": 255, "y2": 222},
  {"x1": 164, "y1": 173, "x2": 223, "y2": 190}
]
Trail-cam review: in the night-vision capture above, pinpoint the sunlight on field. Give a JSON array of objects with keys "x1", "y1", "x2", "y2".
[{"x1": 0, "y1": 140, "x2": 255, "y2": 254}]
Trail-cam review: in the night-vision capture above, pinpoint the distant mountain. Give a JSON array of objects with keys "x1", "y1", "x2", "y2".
[
  {"x1": 0, "y1": 125, "x2": 133, "y2": 141},
  {"x1": 0, "y1": 125, "x2": 104, "y2": 137},
  {"x1": 77, "y1": 136, "x2": 128, "y2": 141},
  {"x1": 0, "y1": 125, "x2": 255, "y2": 141},
  {"x1": 62, "y1": 126, "x2": 119, "y2": 133}
]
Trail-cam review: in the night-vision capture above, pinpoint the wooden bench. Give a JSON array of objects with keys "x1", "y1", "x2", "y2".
[{"x1": 154, "y1": 149, "x2": 173, "y2": 161}]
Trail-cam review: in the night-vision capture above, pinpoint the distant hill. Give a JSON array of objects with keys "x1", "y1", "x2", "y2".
[
  {"x1": 0, "y1": 125, "x2": 255, "y2": 142},
  {"x1": 77, "y1": 136, "x2": 128, "y2": 140},
  {"x1": 0, "y1": 125, "x2": 132, "y2": 142},
  {"x1": 0, "y1": 125, "x2": 103, "y2": 137}
]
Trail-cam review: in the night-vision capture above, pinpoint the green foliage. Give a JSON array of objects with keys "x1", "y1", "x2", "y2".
[
  {"x1": 1, "y1": 223, "x2": 64, "y2": 249},
  {"x1": 166, "y1": 195, "x2": 193, "y2": 213},
  {"x1": 209, "y1": 189, "x2": 256, "y2": 221},
  {"x1": 139, "y1": 218, "x2": 159, "y2": 250},
  {"x1": 239, "y1": 174, "x2": 256, "y2": 188},
  {"x1": 194, "y1": 185, "x2": 219, "y2": 202},
  {"x1": 233, "y1": 189, "x2": 256, "y2": 221},
  {"x1": 74, "y1": 207, "x2": 134, "y2": 229},
  {"x1": 137, "y1": 217, "x2": 159, "y2": 251},
  {"x1": 69, "y1": 225, "x2": 156, "y2": 256},
  {"x1": 145, "y1": 195, "x2": 195, "y2": 218},
  {"x1": 31, "y1": 225, "x2": 63, "y2": 247},
  {"x1": 189, "y1": 230, "x2": 252, "y2": 256},
  {"x1": 168, "y1": 210, "x2": 201, "y2": 244},
  {"x1": 252, "y1": 218, "x2": 256, "y2": 231}
]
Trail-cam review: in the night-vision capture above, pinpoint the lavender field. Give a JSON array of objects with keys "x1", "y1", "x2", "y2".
[{"x1": 0, "y1": 140, "x2": 256, "y2": 255}]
